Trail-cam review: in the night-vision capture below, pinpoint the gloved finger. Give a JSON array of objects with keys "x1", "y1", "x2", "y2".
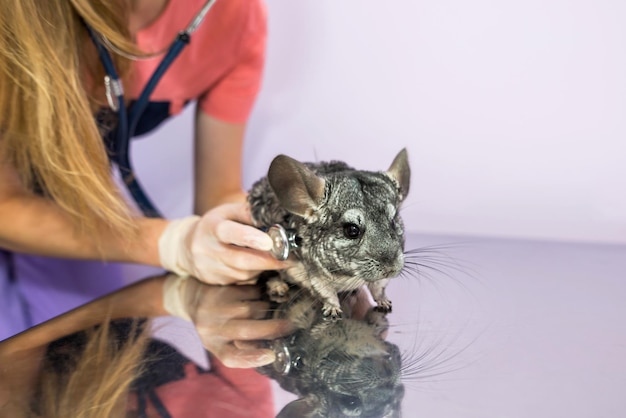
[
  {"x1": 194, "y1": 266, "x2": 261, "y2": 285},
  {"x1": 193, "y1": 202, "x2": 272, "y2": 252},
  {"x1": 216, "y1": 319, "x2": 294, "y2": 341},
  {"x1": 222, "y1": 301, "x2": 272, "y2": 320},
  {"x1": 217, "y1": 245, "x2": 286, "y2": 272},
  {"x1": 233, "y1": 340, "x2": 268, "y2": 351},
  {"x1": 236, "y1": 278, "x2": 259, "y2": 286},
  {"x1": 191, "y1": 247, "x2": 283, "y2": 282},
  {"x1": 215, "y1": 219, "x2": 274, "y2": 252},
  {"x1": 214, "y1": 285, "x2": 263, "y2": 302},
  {"x1": 214, "y1": 345, "x2": 276, "y2": 369},
  {"x1": 214, "y1": 201, "x2": 256, "y2": 226}
]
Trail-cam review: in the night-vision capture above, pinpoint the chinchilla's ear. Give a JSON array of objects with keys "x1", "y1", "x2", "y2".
[
  {"x1": 268, "y1": 155, "x2": 326, "y2": 219},
  {"x1": 276, "y1": 398, "x2": 321, "y2": 418},
  {"x1": 386, "y1": 148, "x2": 411, "y2": 201}
]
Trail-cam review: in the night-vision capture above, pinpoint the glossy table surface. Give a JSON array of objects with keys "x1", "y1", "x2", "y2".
[
  {"x1": 290, "y1": 232, "x2": 625, "y2": 418},
  {"x1": 149, "y1": 232, "x2": 626, "y2": 417},
  {"x1": 3, "y1": 232, "x2": 623, "y2": 417}
]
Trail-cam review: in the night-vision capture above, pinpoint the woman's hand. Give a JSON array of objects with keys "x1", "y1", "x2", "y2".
[
  {"x1": 163, "y1": 275, "x2": 293, "y2": 368},
  {"x1": 159, "y1": 202, "x2": 287, "y2": 285}
]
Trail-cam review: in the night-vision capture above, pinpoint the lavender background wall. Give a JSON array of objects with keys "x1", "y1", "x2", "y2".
[
  {"x1": 124, "y1": 3, "x2": 626, "y2": 415},
  {"x1": 130, "y1": 0, "x2": 626, "y2": 244}
]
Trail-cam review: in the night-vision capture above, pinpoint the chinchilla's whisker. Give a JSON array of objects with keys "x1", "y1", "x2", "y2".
[
  {"x1": 400, "y1": 262, "x2": 447, "y2": 295},
  {"x1": 405, "y1": 259, "x2": 467, "y2": 287},
  {"x1": 385, "y1": 323, "x2": 423, "y2": 333},
  {"x1": 403, "y1": 252, "x2": 472, "y2": 279},
  {"x1": 399, "y1": 321, "x2": 484, "y2": 385},
  {"x1": 405, "y1": 244, "x2": 482, "y2": 281},
  {"x1": 406, "y1": 255, "x2": 479, "y2": 285},
  {"x1": 398, "y1": 199, "x2": 420, "y2": 211},
  {"x1": 402, "y1": 257, "x2": 475, "y2": 295}
]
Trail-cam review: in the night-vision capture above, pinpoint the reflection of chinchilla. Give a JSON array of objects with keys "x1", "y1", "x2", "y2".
[
  {"x1": 248, "y1": 149, "x2": 411, "y2": 320},
  {"x1": 258, "y1": 286, "x2": 405, "y2": 418}
]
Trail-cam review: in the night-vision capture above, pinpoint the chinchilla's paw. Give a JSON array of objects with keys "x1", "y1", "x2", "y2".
[
  {"x1": 321, "y1": 304, "x2": 343, "y2": 322},
  {"x1": 374, "y1": 298, "x2": 393, "y2": 313},
  {"x1": 267, "y1": 279, "x2": 290, "y2": 303}
]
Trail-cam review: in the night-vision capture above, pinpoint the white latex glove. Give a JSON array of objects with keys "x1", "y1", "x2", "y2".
[
  {"x1": 162, "y1": 275, "x2": 294, "y2": 368},
  {"x1": 162, "y1": 274, "x2": 193, "y2": 321},
  {"x1": 158, "y1": 202, "x2": 286, "y2": 285}
]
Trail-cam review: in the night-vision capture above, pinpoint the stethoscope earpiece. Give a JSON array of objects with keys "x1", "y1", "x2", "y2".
[{"x1": 267, "y1": 224, "x2": 299, "y2": 261}]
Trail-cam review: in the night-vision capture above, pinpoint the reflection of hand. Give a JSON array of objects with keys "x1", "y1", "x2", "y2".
[
  {"x1": 342, "y1": 286, "x2": 377, "y2": 320},
  {"x1": 163, "y1": 276, "x2": 293, "y2": 368},
  {"x1": 159, "y1": 202, "x2": 287, "y2": 285}
]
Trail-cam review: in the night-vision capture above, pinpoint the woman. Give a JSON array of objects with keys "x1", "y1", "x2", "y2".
[{"x1": 0, "y1": 0, "x2": 286, "y2": 348}]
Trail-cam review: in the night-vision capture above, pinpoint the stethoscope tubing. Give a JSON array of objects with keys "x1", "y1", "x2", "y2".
[
  {"x1": 84, "y1": 0, "x2": 217, "y2": 218},
  {"x1": 85, "y1": 23, "x2": 162, "y2": 217},
  {"x1": 118, "y1": 33, "x2": 191, "y2": 218}
]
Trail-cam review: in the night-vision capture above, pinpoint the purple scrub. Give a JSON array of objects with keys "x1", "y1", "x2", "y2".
[
  {"x1": 0, "y1": 253, "x2": 127, "y2": 341},
  {"x1": 0, "y1": 251, "x2": 28, "y2": 340}
]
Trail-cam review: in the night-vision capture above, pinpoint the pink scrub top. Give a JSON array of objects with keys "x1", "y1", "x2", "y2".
[{"x1": 0, "y1": 0, "x2": 267, "y2": 339}]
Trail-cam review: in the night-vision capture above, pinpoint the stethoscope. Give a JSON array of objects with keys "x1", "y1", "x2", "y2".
[
  {"x1": 86, "y1": 0, "x2": 301, "y2": 261},
  {"x1": 85, "y1": 0, "x2": 218, "y2": 219},
  {"x1": 271, "y1": 334, "x2": 303, "y2": 375},
  {"x1": 267, "y1": 224, "x2": 300, "y2": 261}
]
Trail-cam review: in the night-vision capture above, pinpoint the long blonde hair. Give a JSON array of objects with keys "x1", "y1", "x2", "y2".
[
  {"x1": 34, "y1": 319, "x2": 150, "y2": 418},
  {"x1": 0, "y1": 0, "x2": 144, "y2": 236}
]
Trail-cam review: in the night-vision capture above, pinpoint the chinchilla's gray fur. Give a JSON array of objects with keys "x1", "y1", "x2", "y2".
[{"x1": 248, "y1": 149, "x2": 410, "y2": 319}]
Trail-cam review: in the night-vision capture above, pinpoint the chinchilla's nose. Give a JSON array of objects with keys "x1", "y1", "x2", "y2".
[{"x1": 379, "y1": 249, "x2": 404, "y2": 277}]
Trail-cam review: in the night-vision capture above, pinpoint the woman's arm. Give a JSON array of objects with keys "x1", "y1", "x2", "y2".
[
  {"x1": 0, "y1": 159, "x2": 285, "y2": 284},
  {"x1": 192, "y1": 0, "x2": 267, "y2": 213},
  {"x1": 0, "y1": 274, "x2": 291, "y2": 363},
  {"x1": 193, "y1": 110, "x2": 248, "y2": 214},
  {"x1": 0, "y1": 161, "x2": 166, "y2": 265},
  {"x1": 0, "y1": 276, "x2": 166, "y2": 357}
]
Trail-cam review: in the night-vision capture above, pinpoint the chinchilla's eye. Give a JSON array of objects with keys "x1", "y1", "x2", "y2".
[
  {"x1": 292, "y1": 356, "x2": 304, "y2": 370},
  {"x1": 336, "y1": 394, "x2": 363, "y2": 415},
  {"x1": 343, "y1": 223, "x2": 361, "y2": 239}
]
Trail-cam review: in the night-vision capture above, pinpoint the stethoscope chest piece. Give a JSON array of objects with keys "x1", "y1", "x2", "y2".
[
  {"x1": 272, "y1": 340, "x2": 293, "y2": 375},
  {"x1": 268, "y1": 224, "x2": 299, "y2": 261}
]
